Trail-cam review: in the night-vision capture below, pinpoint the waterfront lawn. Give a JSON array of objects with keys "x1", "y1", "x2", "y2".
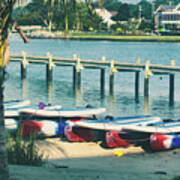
[{"x1": 66, "y1": 33, "x2": 180, "y2": 42}]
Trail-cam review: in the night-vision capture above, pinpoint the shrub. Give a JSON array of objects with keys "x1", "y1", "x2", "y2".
[{"x1": 6, "y1": 129, "x2": 45, "y2": 166}]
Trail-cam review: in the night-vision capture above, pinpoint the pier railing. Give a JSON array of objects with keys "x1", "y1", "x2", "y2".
[{"x1": 10, "y1": 52, "x2": 180, "y2": 106}]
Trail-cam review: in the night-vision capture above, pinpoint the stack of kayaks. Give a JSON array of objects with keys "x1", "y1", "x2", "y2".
[
  {"x1": 3, "y1": 100, "x2": 107, "y2": 138},
  {"x1": 65, "y1": 115, "x2": 161, "y2": 143},
  {"x1": 5, "y1": 101, "x2": 180, "y2": 152}
]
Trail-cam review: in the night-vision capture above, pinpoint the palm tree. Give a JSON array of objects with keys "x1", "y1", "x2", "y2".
[
  {"x1": 0, "y1": 1, "x2": 29, "y2": 179},
  {"x1": 44, "y1": 0, "x2": 75, "y2": 33},
  {"x1": 0, "y1": 1, "x2": 16, "y2": 178}
]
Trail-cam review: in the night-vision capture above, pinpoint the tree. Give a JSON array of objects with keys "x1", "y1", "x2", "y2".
[
  {"x1": 112, "y1": 3, "x2": 130, "y2": 21},
  {"x1": 0, "y1": 1, "x2": 16, "y2": 178},
  {"x1": 0, "y1": 1, "x2": 30, "y2": 179}
]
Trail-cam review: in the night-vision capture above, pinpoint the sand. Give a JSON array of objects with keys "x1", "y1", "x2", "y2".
[{"x1": 9, "y1": 138, "x2": 180, "y2": 180}]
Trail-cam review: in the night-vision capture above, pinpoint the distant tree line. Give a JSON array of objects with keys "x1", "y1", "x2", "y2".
[{"x1": 12, "y1": 0, "x2": 180, "y2": 33}]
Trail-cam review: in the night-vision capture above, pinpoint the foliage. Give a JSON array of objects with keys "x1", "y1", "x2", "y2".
[
  {"x1": 172, "y1": 176, "x2": 180, "y2": 180},
  {"x1": 6, "y1": 130, "x2": 45, "y2": 166},
  {"x1": 112, "y1": 3, "x2": 130, "y2": 21},
  {"x1": 138, "y1": 19, "x2": 154, "y2": 31},
  {"x1": 13, "y1": 1, "x2": 107, "y2": 31}
]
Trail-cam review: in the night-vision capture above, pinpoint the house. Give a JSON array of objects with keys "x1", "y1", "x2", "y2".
[
  {"x1": 94, "y1": 8, "x2": 116, "y2": 27},
  {"x1": 154, "y1": 3, "x2": 180, "y2": 34}
]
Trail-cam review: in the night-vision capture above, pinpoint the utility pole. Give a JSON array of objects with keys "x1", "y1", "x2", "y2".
[{"x1": 139, "y1": 5, "x2": 142, "y2": 23}]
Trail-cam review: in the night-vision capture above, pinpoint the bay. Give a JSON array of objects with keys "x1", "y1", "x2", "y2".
[{"x1": 5, "y1": 34, "x2": 180, "y2": 119}]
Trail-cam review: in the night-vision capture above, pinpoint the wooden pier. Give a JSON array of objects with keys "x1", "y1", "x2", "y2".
[{"x1": 10, "y1": 51, "x2": 180, "y2": 107}]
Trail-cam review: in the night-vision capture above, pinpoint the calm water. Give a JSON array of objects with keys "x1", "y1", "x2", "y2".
[{"x1": 5, "y1": 34, "x2": 180, "y2": 119}]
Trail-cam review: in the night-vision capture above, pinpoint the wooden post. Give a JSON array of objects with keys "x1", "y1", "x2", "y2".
[
  {"x1": 73, "y1": 54, "x2": 77, "y2": 89},
  {"x1": 76, "y1": 57, "x2": 83, "y2": 89},
  {"x1": 100, "y1": 56, "x2": 106, "y2": 95},
  {"x1": 109, "y1": 60, "x2": 117, "y2": 95},
  {"x1": 135, "y1": 57, "x2": 140, "y2": 102},
  {"x1": 135, "y1": 71, "x2": 140, "y2": 102},
  {"x1": 169, "y1": 60, "x2": 175, "y2": 106},
  {"x1": 46, "y1": 52, "x2": 54, "y2": 82},
  {"x1": 144, "y1": 60, "x2": 151, "y2": 113},
  {"x1": 73, "y1": 66, "x2": 76, "y2": 90},
  {"x1": 101, "y1": 69, "x2": 105, "y2": 95},
  {"x1": 21, "y1": 51, "x2": 28, "y2": 79}
]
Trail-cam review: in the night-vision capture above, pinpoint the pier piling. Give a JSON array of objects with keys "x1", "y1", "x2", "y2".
[
  {"x1": 100, "y1": 56, "x2": 106, "y2": 95},
  {"x1": 144, "y1": 60, "x2": 151, "y2": 101},
  {"x1": 169, "y1": 60, "x2": 175, "y2": 106},
  {"x1": 76, "y1": 58, "x2": 82, "y2": 89},
  {"x1": 109, "y1": 60, "x2": 117, "y2": 95},
  {"x1": 135, "y1": 57, "x2": 140, "y2": 102},
  {"x1": 46, "y1": 52, "x2": 54, "y2": 82},
  {"x1": 21, "y1": 51, "x2": 28, "y2": 79}
]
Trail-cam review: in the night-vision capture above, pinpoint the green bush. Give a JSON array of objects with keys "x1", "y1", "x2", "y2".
[
  {"x1": 172, "y1": 176, "x2": 180, "y2": 180},
  {"x1": 6, "y1": 129, "x2": 45, "y2": 166}
]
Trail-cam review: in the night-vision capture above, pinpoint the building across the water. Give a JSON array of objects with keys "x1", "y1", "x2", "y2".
[{"x1": 155, "y1": 3, "x2": 180, "y2": 35}]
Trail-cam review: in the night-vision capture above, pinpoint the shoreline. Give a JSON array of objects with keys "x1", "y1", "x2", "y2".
[
  {"x1": 26, "y1": 33, "x2": 180, "y2": 42},
  {"x1": 9, "y1": 138, "x2": 180, "y2": 180}
]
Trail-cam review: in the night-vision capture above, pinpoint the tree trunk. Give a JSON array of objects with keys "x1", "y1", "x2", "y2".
[
  {"x1": 0, "y1": 1, "x2": 15, "y2": 179},
  {"x1": 0, "y1": 68, "x2": 9, "y2": 180},
  {"x1": 64, "y1": 0, "x2": 69, "y2": 34}
]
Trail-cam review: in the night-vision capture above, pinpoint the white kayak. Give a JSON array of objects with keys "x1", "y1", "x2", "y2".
[
  {"x1": 75, "y1": 115, "x2": 161, "y2": 131},
  {"x1": 4, "y1": 100, "x2": 30, "y2": 109},
  {"x1": 5, "y1": 104, "x2": 62, "y2": 118},
  {"x1": 5, "y1": 118, "x2": 19, "y2": 132},
  {"x1": 19, "y1": 107, "x2": 106, "y2": 118},
  {"x1": 122, "y1": 120, "x2": 180, "y2": 134}
]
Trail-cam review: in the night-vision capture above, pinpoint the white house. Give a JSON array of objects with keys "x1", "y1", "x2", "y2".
[
  {"x1": 155, "y1": 3, "x2": 180, "y2": 33},
  {"x1": 94, "y1": 8, "x2": 116, "y2": 27}
]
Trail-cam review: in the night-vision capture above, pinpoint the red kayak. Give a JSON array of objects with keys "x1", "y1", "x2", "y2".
[
  {"x1": 64, "y1": 125, "x2": 95, "y2": 142},
  {"x1": 106, "y1": 131, "x2": 132, "y2": 148}
]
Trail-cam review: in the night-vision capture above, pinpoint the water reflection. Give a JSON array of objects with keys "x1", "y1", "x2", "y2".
[
  {"x1": 47, "y1": 81, "x2": 53, "y2": 104},
  {"x1": 22, "y1": 79, "x2": 28, "y2": 100},
  {"x1": 144, "y1": 96, "x2": 149, "y2": 115},
  {"x1": 75, "y1": 87, "x2": 81, "y2": 107}
]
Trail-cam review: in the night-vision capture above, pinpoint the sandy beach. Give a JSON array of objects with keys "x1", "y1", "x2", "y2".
[{"x1": 9, "y1": 137, "x2": 180, "y2": 180}]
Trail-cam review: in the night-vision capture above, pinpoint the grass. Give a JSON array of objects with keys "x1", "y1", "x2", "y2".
[
  {"x1": 6, "y1": 129, "x2": 45, "y2": 166},
  {"x1": 65, "y1": 34, "x2": 180, "y2": 42},
  {"x1": 28, "y1": 30, "x2": 180, "y2": 42}
]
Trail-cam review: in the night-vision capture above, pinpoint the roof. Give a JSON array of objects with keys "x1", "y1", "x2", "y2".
[{"x1": 155, "y1": 3, "x2": 180, "y2": 14}]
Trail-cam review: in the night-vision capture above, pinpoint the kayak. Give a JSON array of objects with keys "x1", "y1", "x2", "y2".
[
  {"x1": 5, "y1": 118, "x2": 19, "y2": 132},
  {"x1": 4, "y1": 100, "x2": 30, "y2": 110},
  {"x1": 122, "y1": 119, "x2": 180, "y2": 134},
  {"x1": 64, "y1": 115, "x2": 161, "y2": 143},
  {"x1": 150, "y1": 133, "x2": 180, "y2": 151},
  {"x1": 105, "y1": 131, "x2": 132, "y2": 148},
  {"x1": 19, "y1": 107, "x2": 106, "y2": 118},
  {"x1": 75, "y1": 115, "x2": 161, "y2": 131},
  {"x1": 20, "y1": 118, "x2": 85, "y2": 138},
  {"x1": 5, "y1": 104, "x2": 62, "y2": 118}
]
